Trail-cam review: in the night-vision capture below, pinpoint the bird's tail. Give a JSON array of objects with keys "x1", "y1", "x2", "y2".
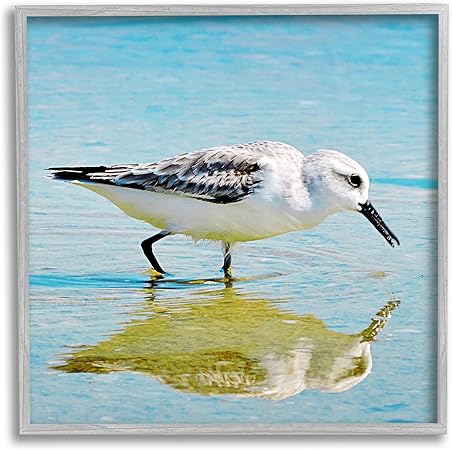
[{"x1": 47, "y1": 164, "x2": 138, "y2": 184}]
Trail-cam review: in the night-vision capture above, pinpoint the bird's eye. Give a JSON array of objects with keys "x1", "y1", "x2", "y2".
[{"x1": 348, "y1": 175, "x2": 361, "y2": 188}]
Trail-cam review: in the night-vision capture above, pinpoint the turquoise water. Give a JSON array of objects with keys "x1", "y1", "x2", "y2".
[{"x1": 28, "y1": 16, "x2": 438, "y2": 424}]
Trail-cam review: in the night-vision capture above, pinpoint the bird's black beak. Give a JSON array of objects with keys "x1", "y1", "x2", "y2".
[{"x1": 359, "y1": 200, "x2": 400, "y2": 247}]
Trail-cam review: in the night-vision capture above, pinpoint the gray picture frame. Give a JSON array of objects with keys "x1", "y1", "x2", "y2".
[{"x1": 15, "y1": 3, "x2": 448, "y2": 435}]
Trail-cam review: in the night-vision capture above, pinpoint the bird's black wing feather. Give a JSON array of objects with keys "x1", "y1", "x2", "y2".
[{"x1": 114, "y1": 144, "x2": 266, "y2": 204}]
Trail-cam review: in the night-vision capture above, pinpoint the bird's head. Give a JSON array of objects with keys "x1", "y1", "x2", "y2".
[{"x1": 304, "y1": 149, "x2": 400, "y2": 247}]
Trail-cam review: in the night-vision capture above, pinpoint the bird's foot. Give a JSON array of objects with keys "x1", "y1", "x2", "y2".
[
  {"x1": 220, "y1": 265, "x2": 233, "y2": 281},
  {"x1": 148, "y1": 268, "x2": 168, "y2": 278}
]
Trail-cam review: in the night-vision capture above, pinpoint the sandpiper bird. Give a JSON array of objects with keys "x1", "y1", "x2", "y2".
[{"x1": 48, "y1": 141, "x2": 399, "y2": 278}]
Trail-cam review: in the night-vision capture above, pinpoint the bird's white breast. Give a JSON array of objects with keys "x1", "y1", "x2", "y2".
[{"x1": 75, "y1": 181, "x2": 315, "y2": 242}]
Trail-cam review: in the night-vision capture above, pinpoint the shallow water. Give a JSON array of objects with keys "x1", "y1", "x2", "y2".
[{"x1": 28, "y1": 15, "x2": 438, "y2": 424}]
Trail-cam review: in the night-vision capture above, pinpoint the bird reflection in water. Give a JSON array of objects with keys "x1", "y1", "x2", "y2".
[{"x1": 55, "y1": 286, "x2": 400, "y2": 400}]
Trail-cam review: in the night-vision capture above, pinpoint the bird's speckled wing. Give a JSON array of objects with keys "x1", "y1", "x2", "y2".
[
  {"x1": 113, "y1": 142, "x2": 278, "y2": 203},
  {"x1": 49, "y1": 141, "x2": 300, "y2": 204}
]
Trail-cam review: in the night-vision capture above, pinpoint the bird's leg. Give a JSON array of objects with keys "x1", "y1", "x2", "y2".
[
  {"x1": 222, "y1": 242, "x2": 233, "y2": 279},
  {"x1": 141, "y1": 231, "x2": 171, "y2": 274}
]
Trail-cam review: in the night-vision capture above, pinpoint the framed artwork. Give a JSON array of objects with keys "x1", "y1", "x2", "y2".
[{"x1": 16, "y1": 4, "x2": 447, "y2": 434}]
